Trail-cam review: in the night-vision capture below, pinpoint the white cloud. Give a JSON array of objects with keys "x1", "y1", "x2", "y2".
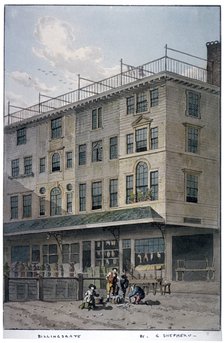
[
  {"x1": 4, "y1": 91, "x2": 34, "y2": 114},
  {"x1": 11, "y1": 71, "x2": 56, "y2": 93},
  {"x1": 32, "y1": 16, "x2": 120, "y2": 82},
  {"x1": 5, "y1": 91, "x2": 26, "y2": 107}
]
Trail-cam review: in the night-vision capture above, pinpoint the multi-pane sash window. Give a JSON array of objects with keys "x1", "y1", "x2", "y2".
[
  {"x1": 43, "y1": 244, "x2": 58, "y2": 264},
  {"x1": 136, "y1": 93, "x2": 148, "y2": 113},
  {"x1": 136, "y1": 128, "x2": 147, "y2": 152},
  {"x1": 39, "y1": 197, "x2": 45, "y2": 216},
  {"x1": 24, "y1": 156, "x2": 32, "y2": 175},
  {"x1": 92, "y1": 140, "x2": 103, "y2": 162},
  {"x1": 10, "y1": 195, "x2": 18, "y2": 219},
  {"x1": 50, "y1": 187, "x2": 62, "y2": 215},
  {"x1": 92, "y1": 181, "x2": 102, "y2": 210},
  {"x1": 110, "y1": 179, "x2": 118, "y2": 207},
  {"x1": 11, "y1": 159, "x2": 19, "y2": 177},
  {"x1": 92, "y1": 108, "x2": 102, "y2": 129},
  {"x1": 79, "y1": 144, "x2": 86, "y2": 165},
  {"x1": 126, "y1": 134, "x2": 134, "y2": 154},
  {"x1": 150, "y1": 171, "x2": 158, "y2": 200},
  {"x1": 150, "y1": 88, "x2": 159, "y2": 107},
  {"x1": 51, "y1": 117, "x2": 62, "y2": 139},
  {"x1": 66, "y1": 151, "x2": 73, "y2": 168},
  {"x1": 187, "y1": 127, "x2": 199, "y2": 153},
  {"x1": 52, "y1": 153, "x2": 60, "y2": 172},
  {"x1": 186, "y1": 174, "x2": 198, "y2": 203},
  {"x1": 79, "y1": 184, "x2": 86, "y2": 212},
  {"x1": 110, "y1": 136, "x2": 118, "y2": 159},
  {"x1": 17, "y1": 127, "x2": 26, "y2": 145},
  {"x1": 127, "y1": 96, "x2": 135, "y2": 114},
  {"x1": 150, "y1": 127, "x2": 158, "y2": 149},
  {"x1": 23, "y1": 194, "x2": 32, "y2": 218},
  {"x1": 187, "y1": 91, "x2": 200, "y2": 118},
  {"x1": 62, "y1": 243, "x2": 80, "y2": 263},
  {"x1": 136, "y1": 162, "x2": 148, "y2": 201},
  {"x1": 39, "y1": 157, "x2": 46, "y2": 173},
  {"x1": 67, "y1": 193, "x2": 73, "y2": 213},
  {"x1": 126, "y1": 175, "x2": 133, "y2": 204},
  {"x1": 92, "y1": 109, "x2": 97, "y2": 130},
  {"x1": 127, "y1": 93, "x2": 148, "y2": 114}
]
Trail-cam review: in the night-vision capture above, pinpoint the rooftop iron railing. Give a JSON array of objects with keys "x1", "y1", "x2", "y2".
[{"x1": 5, "y1": 52, "x2": 208, "y2": 126}]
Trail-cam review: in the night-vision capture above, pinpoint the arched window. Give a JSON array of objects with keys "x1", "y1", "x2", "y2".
[
  {"x1": 50, "y1": 187, "x2": 62, "y2": 216},
  {"x1": 136, "y1": 162, "x2": 148, "y2": 201},
  {"x1": 52, "y1": 153, "x2": 60, "y2": 172}
]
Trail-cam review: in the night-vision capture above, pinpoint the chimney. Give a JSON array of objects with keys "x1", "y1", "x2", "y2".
[{"x1": 206, "y1": 41, "x2": 221, "y2": 87}]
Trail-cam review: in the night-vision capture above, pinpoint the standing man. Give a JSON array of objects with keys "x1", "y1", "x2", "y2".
[
  {"x1": 106, "y1": 267, "x2": 118, "y2": 302},
  {"x1": 119, "y1": 274, "x2": 129, "y2": 299}
]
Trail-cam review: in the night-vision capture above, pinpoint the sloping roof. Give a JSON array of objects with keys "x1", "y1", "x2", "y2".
[{"x1": 3, "y1": 206, "x2": 164, "y2": 236}]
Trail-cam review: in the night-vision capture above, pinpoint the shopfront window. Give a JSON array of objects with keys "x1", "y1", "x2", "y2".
[
  {"x1": 135, "y1": 238, "x2": 164, "y2": 267},
  {"x1": 95, "y1": 240, "x2": 119, "y2": 267}
]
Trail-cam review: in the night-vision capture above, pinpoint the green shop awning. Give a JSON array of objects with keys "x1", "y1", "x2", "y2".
[{"x1": 3, "y1": 206, "x2": 164, "y2": 237}]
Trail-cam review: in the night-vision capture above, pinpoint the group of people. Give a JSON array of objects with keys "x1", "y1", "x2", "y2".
[
  {"x1": 106, "y1": 268, "x2": 129, "y2": 303},
  {"x1": 81, "y1": 267, "x2": 145, "y2": 310},
  {"x1": 106, "y1": 268, "x2": 145, "y2": 305}
]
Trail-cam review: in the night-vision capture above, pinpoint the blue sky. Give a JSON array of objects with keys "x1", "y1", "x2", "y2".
[{"x1": 4, "y1": 5, "x2": 221, "y2": 110}]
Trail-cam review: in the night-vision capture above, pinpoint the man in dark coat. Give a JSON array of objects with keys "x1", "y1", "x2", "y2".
[
  {"x1": 128, "y1": 285, "x2": 145, "y2": 304},
  {"x1": 119, "y1": 274, "x2": 129, "y2": 298}
]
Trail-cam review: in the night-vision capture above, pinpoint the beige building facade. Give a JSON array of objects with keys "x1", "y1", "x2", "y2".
[{"x1": 3, "y1": 42, "x2": 221, "y2": 283}]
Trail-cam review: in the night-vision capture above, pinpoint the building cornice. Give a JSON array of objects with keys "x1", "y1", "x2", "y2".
[{"x1": 4, "y1": 71, "x2": 220, "y2": 133}]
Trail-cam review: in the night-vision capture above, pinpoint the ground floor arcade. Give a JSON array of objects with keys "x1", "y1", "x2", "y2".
[{"x1": 3, "y1": 207, "x2": 220, "y2": 282}]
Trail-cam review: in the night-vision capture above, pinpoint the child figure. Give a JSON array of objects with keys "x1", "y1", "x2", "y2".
[{"x1": 81, "y1": 284, "x2": 99, "y2": 310}]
